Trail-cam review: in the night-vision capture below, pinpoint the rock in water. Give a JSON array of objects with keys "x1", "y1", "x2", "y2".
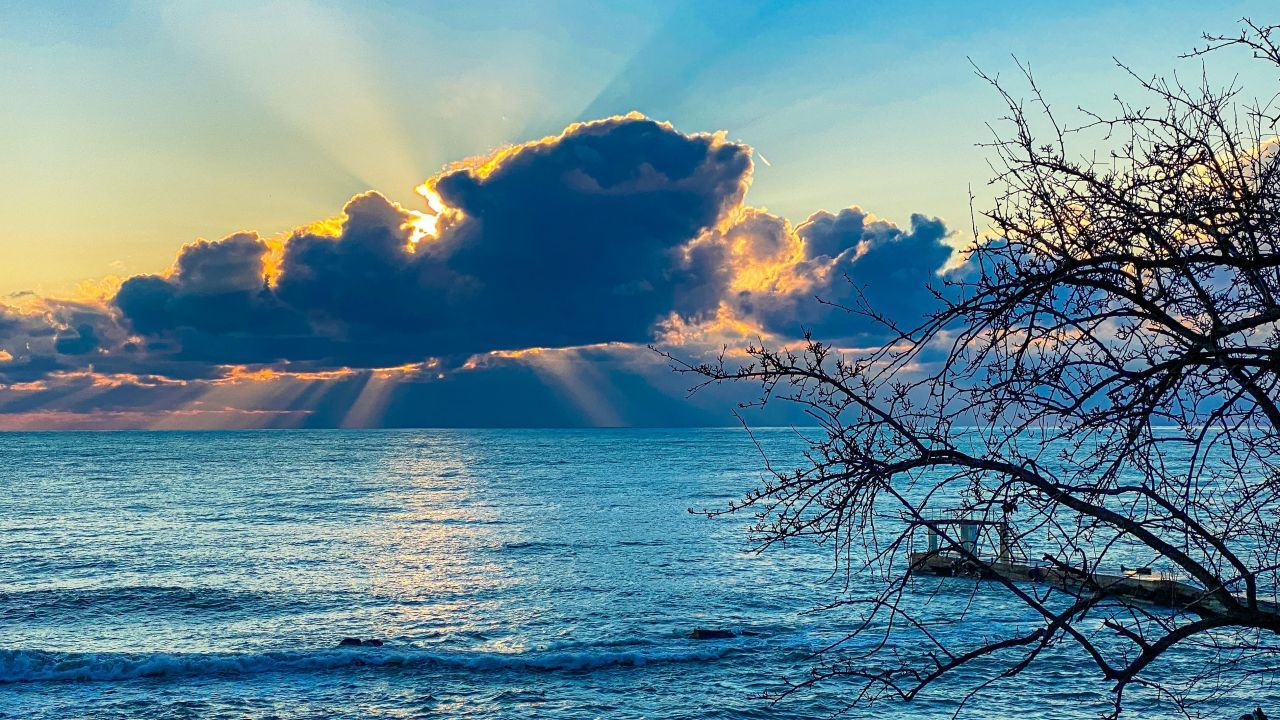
[
  {"x1": 690, "y1": 628, "x2": 735, "y2": 640},
  {"x1": 338, "y1": 637, "x2": 384, "y2": 647}
]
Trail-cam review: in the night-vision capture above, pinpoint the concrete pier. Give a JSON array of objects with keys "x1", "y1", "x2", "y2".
[{"x1": 907, "y1": 551, "x2": 1279, "y2": 618}]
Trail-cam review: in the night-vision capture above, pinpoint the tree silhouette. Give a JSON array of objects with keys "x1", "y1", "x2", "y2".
[{"x1": 665, "y1": 20, "x2": 1280, "y2": 718}]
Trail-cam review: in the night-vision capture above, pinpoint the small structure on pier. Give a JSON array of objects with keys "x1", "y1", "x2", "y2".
[
  {"x1": 909, "y1": 509, "x2": 1278, "y2": 618},
  {"x1": 919, "y1": 509, "x2": 1012, "y2": 562}
]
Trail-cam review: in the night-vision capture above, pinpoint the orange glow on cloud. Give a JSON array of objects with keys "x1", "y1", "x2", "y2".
[
  {"x1": 723, "y1": 212, "x2": 809, "y2": 294},
  {"x1": 474, "y1": 342, "x2": 625, "y2": 364},
  {"x1": 208, "y1": 361, "x2": 432, "y2": 386},
  {"x1": 0, "y1": 409, "x2": 314, "y2": 431},
  {"x1": 406, "y1": 182, "x2": 448, "y2": 247},
  {"x1": 48, "y1": 371, "x2": 189, "y2": 389},
  {"x1": 3, "y1": 380, "x2": 48, "y2": 392},
  {"x1": 214, "y1": 365, "x2": 357, "y2": 384},
  {"x1": 267, "y1": 215, "x2": 343, "y2": 280},
  {"x1": 402, "y1": 111, "x2": 745, "y2": 249},
  {"x1": 0, "y1": 111, "x2": 964, "y2": 433},
  {"x1": 3, "y1": 293, "x2": 51, "y2": 316},
  {"x1": 71, "y1": 275, "x2": 126, "y2": 303},
  {"x1": 400, "y1": 116, "x2": 694, "y2": 249},
  {"x1": 656, "y1": 303, "x2": 766, "y2": 346}
]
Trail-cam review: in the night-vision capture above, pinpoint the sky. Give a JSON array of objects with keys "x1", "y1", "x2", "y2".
[{"x1": 0, "y1": 0, "x2": 1275, "y2": 428}]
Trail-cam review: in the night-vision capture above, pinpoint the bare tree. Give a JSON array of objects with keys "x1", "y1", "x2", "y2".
[{"x1": 665, "y1": 20, "x2": 1280, "y2": 719}]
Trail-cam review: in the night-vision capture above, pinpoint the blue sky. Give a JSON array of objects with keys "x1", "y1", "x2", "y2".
[
  {"x1": 0, "y1": 1, "x2": 1275, "y2": 428},
  {"x1": 3, "y1": 0, "x2": 1273, "y2": 294}
]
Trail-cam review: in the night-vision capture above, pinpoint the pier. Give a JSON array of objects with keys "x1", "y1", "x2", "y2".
[{"x1": 908, "y1": 515, "x2": 1279, "y2": 618}]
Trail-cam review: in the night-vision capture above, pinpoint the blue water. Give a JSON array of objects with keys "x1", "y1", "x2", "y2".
[{"x1": 0, "y1": 429, "x2": 1272, "y2": 719}]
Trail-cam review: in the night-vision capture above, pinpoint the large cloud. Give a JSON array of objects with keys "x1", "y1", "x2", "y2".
[
  {"x1": 0, "y1": 114, "x2": 960, "y2": 426},
  {"x1": 736, "y1": 207, "x2": 954, "y2": 341},
  {"x1": 683, "y1": 204, "x2": 955, "y2": 344},
  {"x1": 112, "y1": 114, "x2": 751, "y2": 369},
  {"x1": 0, "y1": 297, "x2": 128, "y2": 384}
]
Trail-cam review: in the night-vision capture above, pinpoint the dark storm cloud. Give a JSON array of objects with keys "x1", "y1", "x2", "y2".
[
  {"x1": 1, "y1": 114, "x2": 965, "y2": 427},
  {"x1": 0, "y1": 300, "x2": 124, "y2": 383},
  {"x1": 423, "y1": 116, "x2": 749, "y2": 347},
  {"x1": 735, "y1": 207, "x2": 956, "y2": 341},
  {"x1": 110, "y1": 115, "x2": 751, "y2": 370},
  {"x1": 54, "y1": 324, "x2": 98, "y2": 355},
  {"x1": 115, "y1": 232, "x2": 307, "y2": 339}
]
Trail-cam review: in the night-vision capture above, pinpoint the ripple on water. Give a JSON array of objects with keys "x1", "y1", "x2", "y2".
[{"x1": 0, "y1": 429, "x2": 1274, "y2": 720}]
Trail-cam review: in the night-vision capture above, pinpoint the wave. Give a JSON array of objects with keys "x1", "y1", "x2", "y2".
[
  {"x1": 0, "y1": 586, "x2": 314, "y2": 623},
  {"x1": 0, "y1": 643, "x2": 739, "y2": 684}
]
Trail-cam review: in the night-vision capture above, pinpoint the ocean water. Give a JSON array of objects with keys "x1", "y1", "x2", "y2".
[{"x1": 0, "y1": 429, "x2": 1273, "y2": 719}]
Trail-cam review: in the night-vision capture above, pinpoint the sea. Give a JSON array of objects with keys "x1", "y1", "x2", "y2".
[{"x1": 0, "y1": 429, "x2": 1274, "y2": 719}]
